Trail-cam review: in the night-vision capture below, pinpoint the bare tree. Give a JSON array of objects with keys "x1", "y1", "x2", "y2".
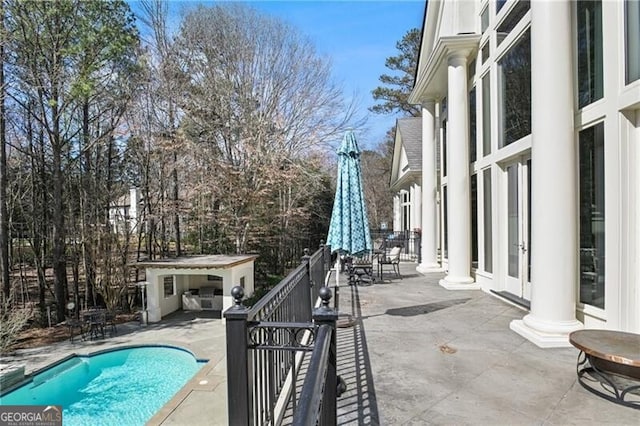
[
  {"x1": 176, "y1": 3, "x2": 359, "y2": 253},
  {"x1": 137, "y1": 0, "x2": 184, "y2": 256},
  {"x1": 0, "y1": 1, "x2": 10, "y2": 302}
]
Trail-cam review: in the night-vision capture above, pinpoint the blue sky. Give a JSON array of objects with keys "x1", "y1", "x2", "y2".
[
  {"x1": 248, "y1": 1, "x2": 425, "y2": 150},
  {"x1": 133, "y1": 1, "x2": 425, "y2": 150}
]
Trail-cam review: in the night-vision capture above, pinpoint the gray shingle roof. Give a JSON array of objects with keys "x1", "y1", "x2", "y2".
[{"x1": 397, "y1": 117, "x2": 422, "y2": 171}]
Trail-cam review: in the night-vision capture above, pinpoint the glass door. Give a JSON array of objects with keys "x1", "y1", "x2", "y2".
[{"x1": 504, "y1": 156, "x2": 531, "y2": 300}]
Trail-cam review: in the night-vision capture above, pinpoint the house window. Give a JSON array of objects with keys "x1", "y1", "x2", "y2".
[
  {"x1": 471, "y1": 174, "x2": 478, "y2": 268},
  {"x1": 442, "y1": 119, "x2": 448, "y2": 177},
  {"x1": 483, "y1": 169, "x2": 493, "y2": 273},
  {"x1": 496, "y1": 0, "x2": 530, "y2": 46},
  {"x1": 481, "y1": 6, "x2": 490, "y2": 33},
  {"x1": 498, "y1": 29, "x2": 531, "y2": 148},
  {"x1": 577, "y1": 0, "x2": 604, "y2": 107},
  {"x1": 163, "y1": 276, "x2": 175, "y2": 298},
  {"x1": 401, "y1": 191, "x2": 411, "y2": 231},
  {"x1": 496, "y1": 0, "x2": 507, "y2": 14},
  {"x1": 470, "y1": 87, "x2": 477, "y2": 163},
  {"x1": 482, "y1": 73, "x2": 491, "y2": 156},
  {"x1": 579, "y1": 122, "x2": 605, "y2": 309},
  {"x1": 240, "y1": 277, "x2": 246, "y2": 288},
  {"x1": 507, "y1": 164, "x2": 519, "y2": 277},
  {"x1": 626, "y1": 0, "x2": 640, "y2": 84},
  {"x1": 443, "y1": 185, "x2": 448, "y2": 259},
  {"x1": 468, "y1": 58, "x2": 476, "y2": 81},
  {"x1": 481, "y1": 42, "x2": 490, "y2": 64}
]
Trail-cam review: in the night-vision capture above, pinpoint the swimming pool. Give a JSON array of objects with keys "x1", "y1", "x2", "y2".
[{"x1": 0, "y1": 345, "x2": 207, "y2": 425}]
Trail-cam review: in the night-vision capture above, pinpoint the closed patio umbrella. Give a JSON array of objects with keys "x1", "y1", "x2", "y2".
[{"x1": 327, "y1": 130, "x2": 372, "y2": 263}]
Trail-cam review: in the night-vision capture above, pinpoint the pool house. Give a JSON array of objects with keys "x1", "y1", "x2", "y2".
[{"x1": 136, "y1": 255, "x2": 257, "y2": 322}]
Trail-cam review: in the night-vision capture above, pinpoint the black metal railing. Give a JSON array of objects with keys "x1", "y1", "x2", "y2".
[
  {"x1": 292, "y1": 294, "x2": 338, "y2": 426},
  {"x1": 308, "y1": 245, "x2": 331, "y2": 304},
  {"x1": 370, "y1": 229, "x2": 421, "y2": 263},
  {"x1": 225, "y1": 244, "x2": 335, "y2": 426}
]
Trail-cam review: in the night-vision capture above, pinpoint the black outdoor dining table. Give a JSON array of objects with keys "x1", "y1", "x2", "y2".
[{"x1": 82, "y1": 309, "x2": 108, "y2": 340}]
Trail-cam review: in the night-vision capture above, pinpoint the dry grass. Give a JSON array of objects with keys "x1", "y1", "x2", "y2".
[{"x1": 12, "y1": 325, "x2": 71, "y2": 349}]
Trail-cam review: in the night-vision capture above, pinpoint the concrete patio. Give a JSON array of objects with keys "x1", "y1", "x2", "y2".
[
  {"x1": 334, "y1": 262, "x2": 639, "y2": 425},
  {"x1": 3, "y1": 262, "x2": 639, "y2": 425}
]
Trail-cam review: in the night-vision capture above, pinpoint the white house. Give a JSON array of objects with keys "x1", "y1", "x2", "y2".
[
  {"x1": 407, "y1": 0, "x2": 640, "y2": 347},
  {"x1": 108, "y1": 187, "x2": 140, "y2": 234}
]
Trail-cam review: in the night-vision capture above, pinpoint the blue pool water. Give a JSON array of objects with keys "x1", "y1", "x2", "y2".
[{"x1": 0, "y1": 346, "x2": 207, "y2": 425}]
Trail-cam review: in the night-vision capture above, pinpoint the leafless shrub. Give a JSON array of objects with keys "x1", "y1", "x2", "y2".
[{"x1": 0, "y1": 298, "x2": 33, "y2": 354}]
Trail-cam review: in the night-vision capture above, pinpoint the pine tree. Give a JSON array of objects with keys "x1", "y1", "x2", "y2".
[{"x1": 371, "y1": 28, "x2": 422, "y2": 117}]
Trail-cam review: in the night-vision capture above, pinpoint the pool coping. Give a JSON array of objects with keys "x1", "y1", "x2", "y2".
[{"x1": 147, "y1": 358, "x2": 226, "y2": 425}]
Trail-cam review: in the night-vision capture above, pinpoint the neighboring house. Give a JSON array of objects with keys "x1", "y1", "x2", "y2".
[
  {"x1": 389, "y1": 117, "x2": 423, "y2": 234},
  {"x1": 108, "y1": 188, "x2": 140, "y2": 234},
  {"x1": 407, "y1": 0, "x2": 640, "y2": 347}
]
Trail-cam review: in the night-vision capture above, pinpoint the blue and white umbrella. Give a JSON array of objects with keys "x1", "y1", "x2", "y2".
[{"x1": 326, "y1": 131, "x2": 372, "y2": 257}]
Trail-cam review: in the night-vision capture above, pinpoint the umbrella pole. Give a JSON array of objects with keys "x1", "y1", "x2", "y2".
[{"x1": 334, "y1": 258, "x2": 340, "y2": 310}]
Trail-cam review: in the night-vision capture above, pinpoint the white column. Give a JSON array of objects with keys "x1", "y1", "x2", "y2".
[
  {"x1": 440, "y1": 53, "x2": 478, "y2": 289},
  {"x1": 511, "y1": 0, "x2": 582, "y2": 347},
  {"x1": 418, "y1": 100, "x2": 442, "y2": 272},
  {"x1": 412, "y1": 183, "x2": 422, "y2": 231},
  {"x1": 145, "y1": 269, "x2": 162, "y2": 323},
  {"x1": 393, "y1": 194, "x2": 401, "y2": 232}
]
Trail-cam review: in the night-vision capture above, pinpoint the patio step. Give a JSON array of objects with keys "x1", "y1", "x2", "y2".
[{"x1": 490, "y1": 290, "x2": 531, "y2": 310}]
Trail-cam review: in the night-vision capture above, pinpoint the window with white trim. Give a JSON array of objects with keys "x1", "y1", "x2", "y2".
[{"x1": 163, "y1": 276, "x2": 175, "y2": 298}]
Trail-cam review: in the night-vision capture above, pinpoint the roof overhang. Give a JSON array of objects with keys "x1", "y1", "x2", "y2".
[
  {"x1": 409, "y1": 34, "x2": 480, "y2": 104},
  {"x1": 390, "y1": 170, "x2": 421, "y2": 193},
  {"x1": 134, "y1": 254, "x2": 259, "y2": 270}
]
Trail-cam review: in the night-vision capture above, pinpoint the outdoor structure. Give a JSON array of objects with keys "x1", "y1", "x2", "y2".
[
  {"x1": 135, "y1": 255, "x2": 257, "y2": 322},
  {"x1": 406, "y1": 0, "x2": 640, "y2": 346},
  {"x1": 389, "y1": 117, "x2": 423, "y2": 236}
]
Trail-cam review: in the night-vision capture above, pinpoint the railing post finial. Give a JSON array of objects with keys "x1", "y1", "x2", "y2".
[
  {"x1": 230, "y1": 286, "x2": 245, "y2": 309},
  {"x1": 318, "y1": 286, "x2": 332, "y2": 311}
]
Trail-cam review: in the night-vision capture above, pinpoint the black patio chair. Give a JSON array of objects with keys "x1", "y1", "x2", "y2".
[
  {"x1": 104, "y1": 311, "x2": 118, "y2": 336},
  {"x1": 346, "y1": 252, "x2": 375, "y2": 286},
  {"x1": 65, "y1": 302, "x2": 85, "y2": 342}
]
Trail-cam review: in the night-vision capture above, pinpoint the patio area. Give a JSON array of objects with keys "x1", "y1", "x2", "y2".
[
  {"x1": 334, "y1": 263, "x2": 639, "y2": 424},
  {"x1": 4, "y1": 262, "x2": 639, "y2": 425}
]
